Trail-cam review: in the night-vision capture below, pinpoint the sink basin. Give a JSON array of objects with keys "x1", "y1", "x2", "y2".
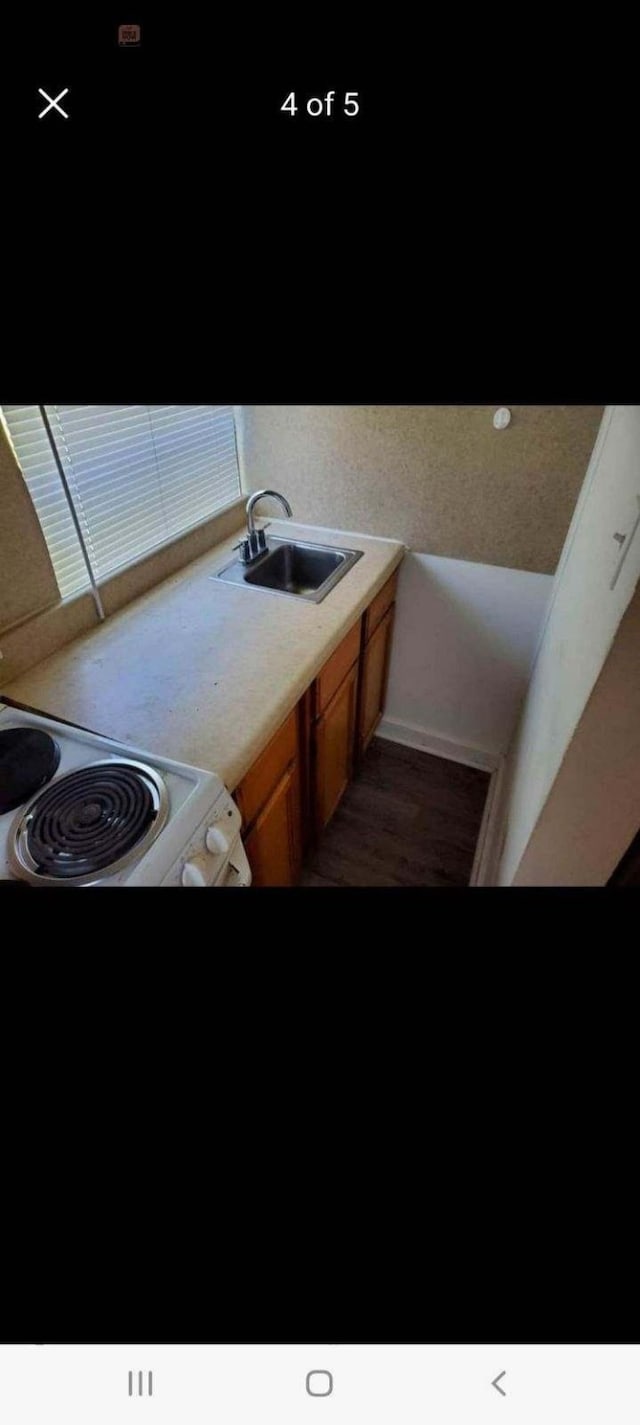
[
  {"x1": 246, "y1": 542, "x2": 343, "y2": 595},
  {"x1": 215, "y1": 536, "x2": 363, "y2": 603}
]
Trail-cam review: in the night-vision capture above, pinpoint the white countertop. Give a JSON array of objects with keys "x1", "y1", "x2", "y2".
[{"x1": 3, "y1": 521, "x2": 405, "y2": 789}]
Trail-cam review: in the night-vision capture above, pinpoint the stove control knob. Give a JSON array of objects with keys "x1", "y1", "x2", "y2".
[
  {"x1": 206, "y1": 825, "x2": 231, "y2": 855},
  {"x1": 181, "y1": 855, "x2": 210, "y2": 887}
]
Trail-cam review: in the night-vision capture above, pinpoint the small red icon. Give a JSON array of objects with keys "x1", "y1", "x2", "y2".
[{"x1": 118, "y1": 24, "x2": 141, "y2": 45}]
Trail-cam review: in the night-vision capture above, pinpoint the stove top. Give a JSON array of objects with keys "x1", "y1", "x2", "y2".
[{"x1": 0, "y1": 704, "x2": 251, "y2": 887}]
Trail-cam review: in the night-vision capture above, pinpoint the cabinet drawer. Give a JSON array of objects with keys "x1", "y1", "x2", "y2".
[
  {"x1": 363, "y1": 570, "x2": 398, "y2": 644},
  {"x1": 235, "y1": 707, "x2": 298, "y2": 830},
  {"x1": 314, "y1": 619, "x2": 361, "y2": 716}
]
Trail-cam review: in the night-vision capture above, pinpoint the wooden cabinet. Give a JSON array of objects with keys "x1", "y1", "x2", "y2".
[
  {"x1": 243, "y1": 761, "x2": 302, "y2": 887},
  {"x1": 314, "y1": 620, "x2": 361, "y2": 713},
  {"x1": 363, "y1": 569, "x2": 397, "y2": 644},
  {"x1": 235, "y1": 707, "x2": 303, "y2": 886},
  {"x1": 309, "y1": 622, "x2": 361, "y2": 835},
  {"x1": 235, "y1": 565, "x2": 399, "y2": 884},
  {"x1": 313, "y1": 659, "x2": 359, "y2": 832},
  {"x1": 235, "y1": 709, "x2": 298, "y2": 830},
  {"x1": 358, "y1": 603, "x2": 395, "y2": 757}
]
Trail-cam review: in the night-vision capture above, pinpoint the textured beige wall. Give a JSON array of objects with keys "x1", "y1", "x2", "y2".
[
  {"x1": 239, "y1": 406, "x2": 604, "y2": 574},
  {"x1": 512, "y1": 581, "x2": 640, "y2": 885},
  {"x1": 0, "y1": 422, "x2": 59, "y2": 632}
]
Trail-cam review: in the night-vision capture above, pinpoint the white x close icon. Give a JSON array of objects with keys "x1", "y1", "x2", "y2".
[{"x1": 38, "y1": 88, "x2": 69, "y2": 119}]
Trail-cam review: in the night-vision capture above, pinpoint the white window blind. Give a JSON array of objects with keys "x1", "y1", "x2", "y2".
[{"x1": 1, "y1": 405, "x2": 241, "y2": 598}]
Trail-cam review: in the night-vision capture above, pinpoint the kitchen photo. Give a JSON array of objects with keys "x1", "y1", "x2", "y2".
[{"x1": 1, "y1": 404, "x2": 638, "y2": 888}]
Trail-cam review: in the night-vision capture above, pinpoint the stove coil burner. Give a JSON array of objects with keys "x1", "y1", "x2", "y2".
[
  {"x1": 0, "y1": 727, "x2": 61, "y2": 814},
  {"x1": 10, "y1": 759, "x2": 169, "y2": 885}
]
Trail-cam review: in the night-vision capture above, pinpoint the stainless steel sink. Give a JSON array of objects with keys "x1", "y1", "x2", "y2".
[
  {"x1": 214, "y1": 536, "x2": 363, "y2": 603},
  {"x1": 246, "y1": 542, "x2": 343, "y2": 595}
]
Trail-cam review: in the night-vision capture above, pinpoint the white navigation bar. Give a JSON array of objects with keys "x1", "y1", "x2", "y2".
[{"x1": 0, "y1": 1344, "x2": 636, "y2": 1424}]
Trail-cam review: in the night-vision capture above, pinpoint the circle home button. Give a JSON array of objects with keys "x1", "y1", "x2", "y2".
[{"x1": 306, "y1": 1371, "x2": 333, "y2": 1397}]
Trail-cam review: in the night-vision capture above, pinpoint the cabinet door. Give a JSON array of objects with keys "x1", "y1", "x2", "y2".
[
  {"x1": 243, "y1": 761, "x2": 302, "y2": 886},
  {"x1": 234, "y1": 708, "x2": 298, "y2": 830},
  {"x1": 359, "y1": 604, "x2": 395, "y2": 756},
  {"x1": 314, "y1": 660, "x2": 359, "y2": 832}
]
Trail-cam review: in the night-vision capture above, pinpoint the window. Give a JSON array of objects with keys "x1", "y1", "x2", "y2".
[{"x1": 1, "y1": 405, "x2": 242, "y2": 600}]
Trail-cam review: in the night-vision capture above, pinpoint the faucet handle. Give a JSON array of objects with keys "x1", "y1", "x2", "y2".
[
  {"x1": 233, "y1": 537, "x2": 252, "y2": 564},
  {"x1": 233, "y1": 529, "x2": 268, "y2": 565}
]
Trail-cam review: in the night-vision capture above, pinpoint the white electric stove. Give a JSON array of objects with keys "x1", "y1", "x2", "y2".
[{"x1": 0, "y1": 703, "x2": 251, "y2": 887}]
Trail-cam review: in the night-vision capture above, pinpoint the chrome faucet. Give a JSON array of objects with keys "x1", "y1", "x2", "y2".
[{"x1": 235, "y1": 489, "x2": 293, "y2": 564}]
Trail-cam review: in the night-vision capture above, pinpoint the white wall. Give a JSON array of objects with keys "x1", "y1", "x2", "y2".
[
  {"x1": 380, "y1": 554, "x2": 552, "y2": 768},
  {"x1": 511, "y1": 584, "x2": 640, "y2": 885},
  {"x1": 498, "y1": 406, "x2": 640, "y2": 884}
]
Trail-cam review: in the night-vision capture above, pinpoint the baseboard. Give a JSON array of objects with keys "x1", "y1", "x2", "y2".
[
  {"x1": 376, "y1": 717, "x2": 499, "y2": 773},
  {"x1": 469, "y1": 756, "x2": 508, "y2": 886}
]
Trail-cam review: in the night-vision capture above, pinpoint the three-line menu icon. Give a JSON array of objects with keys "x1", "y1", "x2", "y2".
[{"x1": 129, "y1": 1371, "x2": 153, "y2": 1398}]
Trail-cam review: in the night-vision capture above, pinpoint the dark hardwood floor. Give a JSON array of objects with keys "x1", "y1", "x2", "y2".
[{"x1": 301, "y1": 738, "x2": 490, "y2": 887}]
